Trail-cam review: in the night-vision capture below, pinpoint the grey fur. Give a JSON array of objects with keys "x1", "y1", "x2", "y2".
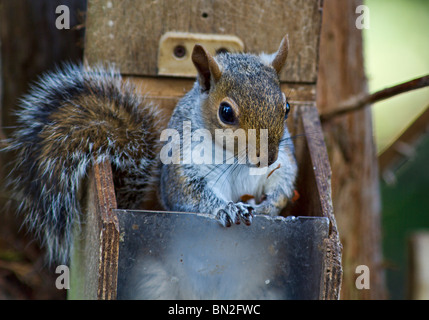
[
  {"x1": 5, "y1": 64, "x2": 162, "y2": 264},
  {"x1": 160, "y1": 51, "x2": 297, "y2": 226}
]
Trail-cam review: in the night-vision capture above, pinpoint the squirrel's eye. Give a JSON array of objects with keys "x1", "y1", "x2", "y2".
[
  {"x1": 219, "y1": 102, "x2": 236, "y2": 124},
  {"x1": 285, "y1": 101, "x2": 291, "y2": 119}
]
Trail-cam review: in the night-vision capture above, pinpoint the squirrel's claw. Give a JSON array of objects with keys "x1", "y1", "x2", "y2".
[
  {"x1": 216, "y1": 202, "x2": 254, "y2": 227},
  {"x1": 235, "y1": 202, "x2": 254, "y2": 226},
  {"x1": 217, "y1": 209, "x2": 233, "y2": 227}
]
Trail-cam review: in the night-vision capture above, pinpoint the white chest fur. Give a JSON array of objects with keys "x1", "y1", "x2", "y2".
[
  {"x1": 204, "y1": 147, "x2": 289, "y2": 203},
  {"x1": 181, "y1": 124, "x2": 295, "y2": 204}
]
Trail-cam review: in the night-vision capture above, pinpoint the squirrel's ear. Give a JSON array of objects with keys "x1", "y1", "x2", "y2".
[
  {"x1": 192, "y1": 44, "x2": 222, "y2": 92},
  {"x1": 271, "y1": 35, "x2": 289, "y2": 75}
]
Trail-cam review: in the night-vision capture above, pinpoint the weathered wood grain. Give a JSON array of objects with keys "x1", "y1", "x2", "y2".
[
  {"x1": 317, "y1": 0, "x2": 385, "y2": 299},
  {"x1": 69, "y1": 161, "x2": 119, "y2": 300},
  {"x1": 84, "y1": 0, "x2": 322, "y2": 83},
  {"x1": 299, "y1": 104, "x2": 342, "y2": 300}
]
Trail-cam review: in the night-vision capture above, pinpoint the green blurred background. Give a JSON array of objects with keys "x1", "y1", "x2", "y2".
[{"x1": 363, "y1": 0, "x2": 429, "y2": 299}]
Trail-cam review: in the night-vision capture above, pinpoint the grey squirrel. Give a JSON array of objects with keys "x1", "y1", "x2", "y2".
[{"x1": 4, "y1": 35, "x2": 297, "y2": 264}]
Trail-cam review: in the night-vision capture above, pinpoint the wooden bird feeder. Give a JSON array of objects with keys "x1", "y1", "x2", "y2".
[{"x1": 69, "y1": 0, "x2": 342, "y2": 300}]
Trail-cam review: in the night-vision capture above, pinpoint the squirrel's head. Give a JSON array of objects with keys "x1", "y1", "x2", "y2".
[{"x1": 192, "y1": 36, "x2": 290, "y2": 167}]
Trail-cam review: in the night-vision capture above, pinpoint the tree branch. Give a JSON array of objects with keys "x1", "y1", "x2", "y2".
[{"x1": 320, "y1": 74, "x2": 429, "y2": 121}]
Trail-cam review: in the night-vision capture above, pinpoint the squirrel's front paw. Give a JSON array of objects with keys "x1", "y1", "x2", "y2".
[{"x1": 216, "y1": 202, "x2": 254, "y2": 227}]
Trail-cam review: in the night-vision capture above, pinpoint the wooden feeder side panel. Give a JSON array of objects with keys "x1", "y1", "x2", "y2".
[{"x1": 69, "y1": 161, "x2": 119, "y2": 300}]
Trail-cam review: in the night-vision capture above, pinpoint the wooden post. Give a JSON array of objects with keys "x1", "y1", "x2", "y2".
[{"x1": 317, "y1": 0, "x2": 386, "y2": 299}]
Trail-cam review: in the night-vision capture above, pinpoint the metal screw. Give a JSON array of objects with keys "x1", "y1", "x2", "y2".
[{"x1": 173, "y1": 45, "x2": 186, "y2": 59}]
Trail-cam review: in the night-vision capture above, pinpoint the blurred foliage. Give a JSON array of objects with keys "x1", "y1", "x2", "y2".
[
  {"x1": 364, "y1": 0, "x2": 429, "y2": 299},
  {"x1": 364, "y1": 0, "x2": 429, "y2": 154},
  {"x1": 380, "y1": 135, "x2": 429, "y2": 299}
]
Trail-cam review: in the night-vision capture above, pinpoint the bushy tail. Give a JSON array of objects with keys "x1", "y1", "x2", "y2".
[{"x1": 4, "y1": 64, "x2": 163, "y2": 264}]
